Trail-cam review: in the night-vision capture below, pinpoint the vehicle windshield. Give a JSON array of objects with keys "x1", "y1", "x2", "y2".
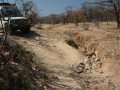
[{"x1": 2, "y1": 7, "x2": 22, "y2": 17}]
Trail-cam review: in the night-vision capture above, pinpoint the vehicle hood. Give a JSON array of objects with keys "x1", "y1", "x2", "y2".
[{"x1": 4, "y1": 17, "x2": 27, "y2": 20}]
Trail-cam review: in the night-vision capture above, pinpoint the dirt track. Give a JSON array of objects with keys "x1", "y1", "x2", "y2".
[
  {"x1": 11, "y1": 26, "x2": 85, "y2": 90},
  {"x1": 9, "y1": 23, "x2": 120, "y2": 90}
]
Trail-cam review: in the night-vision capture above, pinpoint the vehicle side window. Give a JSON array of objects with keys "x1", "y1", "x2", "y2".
[
  {"x1": 0, "y1": 9, "x2": 3, "y2": 18},
  {"x1": 0, "y1": 9, "x2": 2, "y2": 16}
]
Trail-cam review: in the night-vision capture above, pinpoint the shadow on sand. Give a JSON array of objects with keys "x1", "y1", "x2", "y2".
[{"x1": 14, "y1": 30, "x2": 42, "y2": 39}]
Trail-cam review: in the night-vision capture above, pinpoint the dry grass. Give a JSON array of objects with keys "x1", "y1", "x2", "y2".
[
  {"x1": 0, "y1": 39, "x2": 48, "y2": 90},
  {"x1": 27, "y1": 22, "x2": 120, "y2": 89}
]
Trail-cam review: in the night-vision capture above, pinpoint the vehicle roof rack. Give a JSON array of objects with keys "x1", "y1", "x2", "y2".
[{"x1": 0, "y1": 3, "x2": 10, "y2": 6}]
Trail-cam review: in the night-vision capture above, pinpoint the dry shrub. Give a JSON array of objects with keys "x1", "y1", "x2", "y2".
[
  {"x1": 35, "y1": 24, "x2": 43, "y2": 29},
  {"x1": 64, "y1": 30, "x2": 79, "y2": 38},
  {"x1": 94, "y1": 21, "x2": 100, "y2": 27},
  {"x1": 0, "y1": 39, "x2": 47, "y2": 90},
  {"x1": 82, "y1": 23, "x2": 89, "y2": 30}
]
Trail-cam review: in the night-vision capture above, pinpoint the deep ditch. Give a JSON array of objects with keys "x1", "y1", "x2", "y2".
[
  {"x1": 66, "y1": 39, "x2": 110, "y2": 90},
  {"x1": 0, "y1": 38, "x2": 49, "y2": 90},
  {"x1": 66, "y1": 39, "x2": 102, "y2": 74},
  {"x1": 65, "y1": 34, "x2": 120, "y2": 90}
]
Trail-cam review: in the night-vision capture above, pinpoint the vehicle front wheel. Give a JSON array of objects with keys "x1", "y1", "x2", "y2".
[
  {"x1": 22, "y1": 27, "x2": 30, "y2": 33},
  {"x1": 9, "y1": 26, "x2": 14, "y2": 35},
  {"x1": 5, "y1": 24, "x2": 14, "y2": 35}
]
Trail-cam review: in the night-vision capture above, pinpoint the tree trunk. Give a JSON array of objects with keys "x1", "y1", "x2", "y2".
[
  {"x1": 116, "y1": 14, "x2": 120, "y2": 28},
  {"x1": 75, "y1": 18, "x2": 78, "y2": 26},
  {"x1": 117, "y1": 21, "x2": 120, "y2": 28}
]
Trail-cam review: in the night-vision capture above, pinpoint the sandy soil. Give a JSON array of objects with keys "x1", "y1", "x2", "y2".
[
  {"x1": 11, "y1": 25, "x2": 85, "y2": 90},
  {"x1": 9, "y1": 22, "x2": 120, "y2": 90}
]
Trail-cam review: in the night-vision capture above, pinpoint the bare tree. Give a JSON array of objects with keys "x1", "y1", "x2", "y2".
[
  {"x1": 0, "y1": 0, "x2": 4, "y2": 2},
  {"x1": 16, "y1": 0, "x2": 34, "y2": 17},
  {"x1": 15, "y1": 0, "x2": 39, "y2": 24},
  {"x1": 65, "y1": 6, "x2": 73, "y2": 23},
  {"x1": 98, "y1": 0, "x2": 120, "y2": 28}
]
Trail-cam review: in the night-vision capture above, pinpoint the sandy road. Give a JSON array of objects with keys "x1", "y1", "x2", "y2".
[{"x1": 11, "y1": 28, "x2": 85, "y2": 90}]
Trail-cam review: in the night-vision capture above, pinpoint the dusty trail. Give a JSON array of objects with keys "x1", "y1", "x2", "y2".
[{"x1": 12, "y1": 29, "x2": 84, "y2": 90}]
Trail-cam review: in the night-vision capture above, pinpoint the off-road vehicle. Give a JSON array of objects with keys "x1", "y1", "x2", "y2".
[{"x1": 0, "y1": 3, "x2": 31, "y2": 35}]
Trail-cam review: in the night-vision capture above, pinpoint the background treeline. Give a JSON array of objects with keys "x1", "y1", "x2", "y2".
[
  {"x1": 1, "y1": 0, "x2": 119, "y2": 28},
  {"x1": 39, "y1": 1, "x2": 115, "y2": 26}
]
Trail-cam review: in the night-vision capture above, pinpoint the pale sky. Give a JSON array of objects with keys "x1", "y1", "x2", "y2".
[{"x1": 2, "y1": 0, "x2": 95, "y2": 16}]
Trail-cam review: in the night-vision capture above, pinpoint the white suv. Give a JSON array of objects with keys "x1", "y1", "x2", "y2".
[{"x1": 0, "y1": 3, "x2": 31, "y2": 35}]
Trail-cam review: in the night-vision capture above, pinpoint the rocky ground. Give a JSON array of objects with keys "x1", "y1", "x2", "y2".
[
  {"x1": 0, "y1": 22, "x2": 120, "y2": 90},
  {"x1": 0, "y1": 38, "x2": 48, "y2": 90}
]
